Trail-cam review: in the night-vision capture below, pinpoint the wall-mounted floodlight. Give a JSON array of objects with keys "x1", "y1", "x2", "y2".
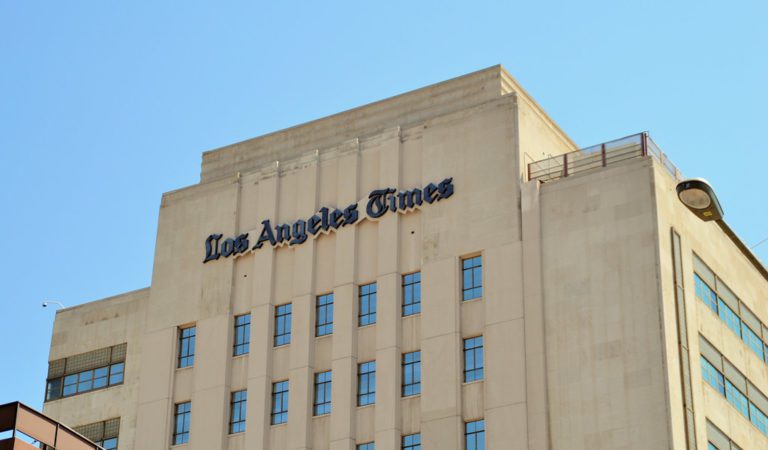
[{"x1": 676, "y1": 178, "x2": 723, "y2": 222}]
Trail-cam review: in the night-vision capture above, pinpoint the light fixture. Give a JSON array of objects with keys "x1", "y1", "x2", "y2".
[
  {"x1": 42, "y1": 301, "x2": 66, "y2": 309},
  {"x1": 676, "y1": 178, "x2": 723, "y2": 221}
]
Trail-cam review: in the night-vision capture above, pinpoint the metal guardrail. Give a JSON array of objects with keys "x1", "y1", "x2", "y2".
[
  {"x1": 0, "y1": 401, "x2": 104, "y2": 450},
  {"x1": 527, "y1": 132, "x2": 682, "y2": 182}
]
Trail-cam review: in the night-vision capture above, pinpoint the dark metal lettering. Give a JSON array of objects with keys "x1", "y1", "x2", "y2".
[
  {"x1": 423, "y1": 183, "x2": 438, "y2": 203},
  {"x1": 437, "y1": 177, "x2": 454, "y2": 200},
  {"x1": 398, "y1": 189, "x2": 423, "y2": 210},
  {"x1": 330, "y1": 209, "x2": 345, "y2": 228},
  {"x1": 307, "y1": 215, "x2": 322, "y2": 235},
  {"x1": 234, "y1": 233, "x2": 249, "y2": 253},
  {"x1": 343, "y1": 204, "x2": 359, "y2": 226},
  {"x1": 221, "y1": 238, "x2": 235, "y2": 257},
  {"x1": 203, "y1": 234, "x2": 223, "y2": 263},
  {"x1": 254, "y1": 220, "x2": 277, "y2": 249},
  {"x1": 366, "y1": 188, "x2": 395, "y2": 219},
  {"x1": 275, "y1": 224, "x2": 291, "y2": 244},
  {"x1": 291, "y1": 220, "x2": 308, "y2": 245}
]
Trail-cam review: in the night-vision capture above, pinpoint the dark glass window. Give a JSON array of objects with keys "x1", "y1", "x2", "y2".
[
  {"x1": 402, "y1": 433, "x2": 420, "y2": 450},
  {"x1": 359, "y1": 283, "x2": 377, "y2": 326},
  {"x1": 700, "y1": 356, "x2": 725, "y2": 395},
  {"x1": 462, "y1": 256, "x2": 483, "y2": 301},
  {"x1": 313, "y1": 371, "x2": 332, "y2": 416},
  {"x1": 316, "y1": 294, "x2": 334, "y2": 337},
  {"x1": 178, "y1": 326, "x2": 196, "y2": 368},
  {"x1": 275, "y1": 303, "x2": 292, "y2": 346},
  {"x1": 173, "y1": 402, "x2": 191, "y2": 445},
  {"x1": 463, "y1": 336, "x2": 484, "y2": 382},
  {"x1": 402, "y1": 272, "x2": 421, "y2": 316},
  {"x1": 233, "y1": 314, "x2": 251, "y2": 356},
  {"x1": 45, "y1": 362, "x2": 124, "y2": 401},
  {"x1": 357, "y1": 361, "x2": 376, "y2": 406},
  {"x1": 357, "y1": 443, "x2": 374, "y2": 450},
  {"x1": 694, "y1": 274, "x2": 718, "y2": 313},
  {"x1": 229, "y1": 390, "x2": 247, "y2": 434},
  {"x1": 271, "y1": 381, "x2": 289, "y2": 425},
  {"x1": 98, "y1": 438, "x2": 118, "y2": 450},
  {"x1": 402, "y1": 351, "x2": 421, "y2": 397},
  {"x1": 465, "y1": 419, "x2": 485, "y2": 450}
]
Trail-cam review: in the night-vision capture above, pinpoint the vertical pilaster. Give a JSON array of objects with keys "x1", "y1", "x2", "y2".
[
  {"x1": 330, "y1": 144, "x2": 360, "y2": 450},
  {"x1": 520, "y1": 180, "x2": 550, "y2": 450},
  {"x1": 288, "y1": 161, "x2": 320, "y2": 450},
  {"x1": 246, "y1": 172, "x2": 279, "y2": 450},
  {"x1": 375, "y1": 128, "x2": 404, "y2": 448}
]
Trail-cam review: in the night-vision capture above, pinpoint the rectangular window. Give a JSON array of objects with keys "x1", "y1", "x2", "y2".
[
  {"x1": 462, "y1": 255, "x2": 483, "y2": 301},
  {"x1": 402, "y1": 272, "x2": 421, "y2": 316},
  {"x1": 313, "y1": 371, "x2": 332, "y2": 416},
  {"x1": 178, "y1": 326, "x2": 196, "y2": 368},
  {"x1": 402, "y1": 351, "x2": 421, "y2": 397},
  {"x1": 751, "y1": 402, "x2": 768, "y2": 435},
  {"x1": 741, "y1": 322, "x2": 764, "y2": 361},
  {"x1": 275, "y1": 304, "x2": 292, "y2": 346},
  {"x1": 695, "y1": 274, "x2": 718, "y2": 313},
  {"x1": 229, "y1": 390, "x2": 247, "y2": 434},
  {"x1": 233, "y1": 314, "x2": 251, "y2": 356},
  {"x1": 464, "y1": 336, "x2": 484, "y2": 382},
  {"x1": 357, "y1": 443, "x2": 374, "y2": 450},
  {"x1": 700, "y1": 356, "x2": 725, "y2": 395},
  {"x1": 725, "y1": 379, "x2": 749, "y2": 419},
  {"x1": 718, "y1": 300, "x2": 741, "y2": 338},
  {"x1": 46, "y1": 362, "x2": 124, "y2": 400},
  {"x1": 357, "y1": 361, "x2": 376, "y2": 406},
  {"x1": 359, "y1": 283, "x2": 377, "y2": 326},
  {"x1": 271, "y1": 381, "x2": 289, "y2": 425},
  {"x1": 173, "y1": 402, "x2": 191, "y2": 445},
  {"x1": 465, "y1": 419, "x2": 485, "y2": 450},
  {"x1": 98, "y1": 438, "x2": 118, "y2": 450},
  {"x1": 316, "y1": 294, "x2": 334, "y2": 337},
  {"x1": 707, "y1": 443, "x2": 717, "y2": 450},
  {"x1": 402, "y1": 433, "x2": 421, "y2": 450}
]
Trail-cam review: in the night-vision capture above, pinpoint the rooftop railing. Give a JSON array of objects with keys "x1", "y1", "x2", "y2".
[{"x1": 527, "y1": 132, "x2": 682, "y2": 183}]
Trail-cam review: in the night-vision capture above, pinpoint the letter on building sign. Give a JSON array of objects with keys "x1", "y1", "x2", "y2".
[
  {"x1": 204, "y1": 234, "x2": 223, "y2": 262},
  {"x1": 254, "y1": 220, "x2": 277, "y2": 249}
]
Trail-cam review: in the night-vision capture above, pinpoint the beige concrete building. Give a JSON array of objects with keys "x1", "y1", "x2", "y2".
[{"x1": 43, "y1": 66, "x2": 768, "y2": 450}]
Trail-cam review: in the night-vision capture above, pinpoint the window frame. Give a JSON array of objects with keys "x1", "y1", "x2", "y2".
[
  {"x1": 233, "y1": 314, "x2": 251, "y2": 357},
  {"x1": 357, "y1": 361, "x2": 376, "y2": 406},
  {"x1": 229, "y1": 390, "x2": 247, "y2": 434},
  {"x1": 402, "y1": 272, "x2": 421, "y2": 317},
  {"x1": 274, "y1": 303, "x2": 292, "y2": 347},
  {"x1": 271, "y1": 380, "x2": 289, "y2": 425},
  {"x1": 461, "y1": 255, "x2": 483, "y2": 301},
  {"x1": 465, "y1": 419, "x2": 485, "y2": 450},
  {"x1": 173, "y1": 401, "x2": 191, "y2": 445},
  {"x1": 402, "y1": 351, "x2": 421, "y2": 397},
  {"x1": 358, "y1": 282, "x2": 377, "y2": 327},
  {"x1": 178, "y1": 326, "x2": 196, "y2": 369},
  {"x1": 316, "y1": 294, "x2": 334, "y2": 337},
  {"x1": 313, "y1": 370, "x2": 332, "y2": 416},
  {"x1": 402, "y1": 433, "x2": 421, "y2": 450},
  {"x1": 463, "y1": 335, "x2": 484, "y2": 383}
]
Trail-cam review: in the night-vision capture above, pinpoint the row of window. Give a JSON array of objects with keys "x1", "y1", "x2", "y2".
[
  {"x1": 45, "y1": 363, "x2": 124, "y2": 401},
  {"x1": 694, "y1": 255, "x2": 768, "y2": 365},
  {"x1": 174, "y1": 389, "x2": 484, "y2": 450},
  {"x1": 706, "y1": 419, "x2": 742, "y2": 450},
  {"x1": 700, "y1": 336, "x2": 768, "y2": 438},
  {"x1": 176, "y1": 256, "x2": 484, "y2": 368}
]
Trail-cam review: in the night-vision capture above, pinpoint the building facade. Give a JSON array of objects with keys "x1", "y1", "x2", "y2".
[{"x1": 43, "y1": 66, "x2": 768, "y2": 450}]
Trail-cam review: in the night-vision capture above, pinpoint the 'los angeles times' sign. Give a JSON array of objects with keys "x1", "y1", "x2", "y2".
[{"x1": 203, "y1": 177, "x2": 454, "y2": 263}]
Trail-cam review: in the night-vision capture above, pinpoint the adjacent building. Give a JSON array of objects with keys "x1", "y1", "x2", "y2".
[{"x1": 42, "y1": 66, "x2": 768, "y2": 450}]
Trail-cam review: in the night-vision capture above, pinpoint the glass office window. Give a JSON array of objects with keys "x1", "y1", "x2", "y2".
[
  {"x1": 357, "y1": 361, "x2": 376, "y2": 406},
  {"x1": 725, "y1": 380, "x2": 749, "y2": 419},
  {"x1": 741, "y1": 322, "x2": 764, "y2": 360},
  {"x1": 359, "y1": 283, "x2": 377, "y2": 326},
  {"x1": 700, "y1": 356, "x2": 725, "y2": 395},
  {"x1": 313, "y1": 371, "x2": 332, "y2": 416},
  {"x1": 275, "y1": 304, "x2": 292, "y2": 346},
  {"x1": 462, "y1": 256, "x2": 483, "y2": 301},
  {"x1": 463, "y1": 336, "x2": 484, "y2": 382},
  {"x1": 718, "y1": 300, "x2": 741, "y2": 338},
  {"x1": 402, "y1": 351, "x2": 421, "y2": 397},
  {"x1": 233, "y1": 314, "x2": 251, "y2": 356},
  {"x1": 229, "y1": 390, "x2": 247, "y2": 434},
  {"x1": 750, "y1": 402, "x2": 768, "y2": 435},
  {"x1": 173, "y1": 402, "x2": 191, "y2": 445},
  {"x1": 46, "y1": 362, "x2": 124, "y2": 400},
  {"x1": 357, "y1": 443, "x2": 374, "y2": 450},
  {"x1": 465, "y1": 419, "x2": 485, "y2": 450},
  {"x1": 271, "y1": 381, "x2": 289, "y2": 425},
  {"x1": 402, "y1": 272, "x2": 421, "y2": 316},
  {"x1": 695, "y1": 274, "x2": 718, "y2": 313},
  {"x1": 316, "y1": 294, "x2": 334, "y2": 337},
  {"x1": 402, "y1": 433, "x2": 421, "y2": 450},
  {"x1": 178, "y1": 326, "x2": 196, "y2": 368},
  {"x1": 98, "y1": 438, "x2": 118, "y2": 450}
]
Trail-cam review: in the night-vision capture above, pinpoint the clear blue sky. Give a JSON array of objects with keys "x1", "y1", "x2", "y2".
[{"x1": 1, "y1": 1, "x2": 766, "y2": 410}]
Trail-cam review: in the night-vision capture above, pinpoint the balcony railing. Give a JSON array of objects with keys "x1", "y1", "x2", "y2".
[{"x1": 527, "y1": 132, "x2": 682, "y2": 183}]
